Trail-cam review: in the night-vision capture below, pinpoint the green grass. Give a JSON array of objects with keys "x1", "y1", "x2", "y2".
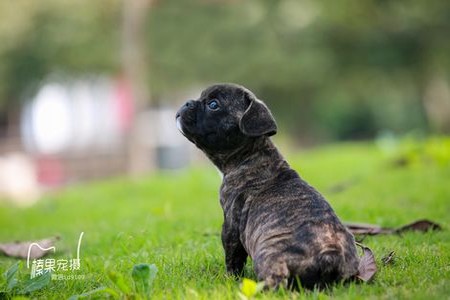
[{"x1": 0, "y1": 141, "x2": 449, "y2": 299}]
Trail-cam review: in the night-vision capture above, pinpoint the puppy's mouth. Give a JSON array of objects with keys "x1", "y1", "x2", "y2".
[
  {"x1": 176, "y1": 111, "x2": 199, "y2": 146},
  {"x1": 176, "y1": 115, "x2": 195, "y2": 144},
  {"x1": 176, "y1": 115, "x2": 184, "y2": 135}
]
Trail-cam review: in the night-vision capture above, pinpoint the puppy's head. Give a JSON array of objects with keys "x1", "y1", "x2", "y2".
[{"x1": 176, "y1": 83, "x2": 277, "y2": 154}]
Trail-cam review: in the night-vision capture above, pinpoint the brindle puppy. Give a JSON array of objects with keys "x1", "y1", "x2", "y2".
[{"x1": 176, "y1": 83, "x2": 360, "y2": 289}]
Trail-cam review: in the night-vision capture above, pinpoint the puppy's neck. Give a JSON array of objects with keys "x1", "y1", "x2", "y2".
[{"x1": 207, "y1": 137, "x2": 286, "y2": 176}]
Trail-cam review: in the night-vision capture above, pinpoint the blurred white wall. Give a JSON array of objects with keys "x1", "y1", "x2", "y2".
[
  {"x1": 21, "y1": 77, "x2": 132, "y2": 155},
  {"x1": 0, "y1": 75, "x2": 197, "y2": 204}
]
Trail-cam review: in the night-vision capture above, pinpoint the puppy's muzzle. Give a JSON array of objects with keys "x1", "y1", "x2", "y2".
[{"x1": 176, "y1": 100, "x2": 197, "y2": 135}]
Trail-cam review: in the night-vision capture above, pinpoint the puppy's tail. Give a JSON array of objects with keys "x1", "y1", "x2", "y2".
[
  {"x1": 297, "y1": 249, "x2": 344, "y2": 290},
  {"x1": 317, "y1": 249, "x2": 343, "y2": 284}
]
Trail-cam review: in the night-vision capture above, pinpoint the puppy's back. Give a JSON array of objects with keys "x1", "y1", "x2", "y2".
[{"x1": 243, "y1": 166, "x2": 360, "y2": 289}]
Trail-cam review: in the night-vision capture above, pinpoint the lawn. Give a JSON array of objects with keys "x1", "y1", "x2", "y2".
[{"x1": 0, "y1": 140, "x2": 449, "y2": 299}]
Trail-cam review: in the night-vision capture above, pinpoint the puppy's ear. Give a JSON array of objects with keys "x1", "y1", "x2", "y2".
[{"x1": 239, "y1": 96, "x2": 277, "y2": 137}]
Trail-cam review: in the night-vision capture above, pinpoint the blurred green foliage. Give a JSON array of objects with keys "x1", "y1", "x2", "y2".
[
  {"x1": 0, "y1": 1, "x2": 120, "y2": 103},
  {"x1": 1, "y1": 0, "x2": 449, "y2": 141},
  {"x1": 392, "y1": 136, "x2": 450, "y2": 168}
]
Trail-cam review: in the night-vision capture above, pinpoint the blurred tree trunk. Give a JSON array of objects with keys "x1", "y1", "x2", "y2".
[
  {"x1": 423, "y1": 75, "x2": 450, "y2": 133},
  {"x1": 122, "y1": 0, "x2": 154, "y2": 176}
]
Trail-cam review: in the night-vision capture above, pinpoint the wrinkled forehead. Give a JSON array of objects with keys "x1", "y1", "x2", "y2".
[{"x1": 199, "y1": 84, "x2": 247, "y2": 103}]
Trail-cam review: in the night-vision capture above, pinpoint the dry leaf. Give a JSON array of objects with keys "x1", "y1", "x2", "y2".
[
  {"x1": 0, "y1": 236, "x2": 59, "y2": 259},
  {"x1": 355, "y1": 243, "x2": 377, "y2": 282},
  {"x1": 345, "y1": 219, "x2": 441, "y2": 236},
  {"x1": 395, "y1": 219, "x2": 442, "y2": 233},
  {"x1": 344, "y1": 222, "x2": 393, "y2": 235}
]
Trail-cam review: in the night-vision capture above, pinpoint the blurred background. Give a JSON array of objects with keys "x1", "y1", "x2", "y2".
[{"x1": 0, "y1": 0, "x2": 449, "y2": 205}]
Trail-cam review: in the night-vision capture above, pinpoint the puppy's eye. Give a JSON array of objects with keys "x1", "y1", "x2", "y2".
[{"x1": 207, "y1": 100, "x2": 219, "y2": 111}]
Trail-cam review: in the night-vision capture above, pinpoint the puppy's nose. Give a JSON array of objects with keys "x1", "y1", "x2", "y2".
[{"x1": 184, "y1": 100, "x2": 195, "y2": 109}]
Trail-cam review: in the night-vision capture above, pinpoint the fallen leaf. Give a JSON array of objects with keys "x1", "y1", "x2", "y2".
[
  {"x1": 344, "y1": 222, "x2": 393, "y2": 235},
  {"x1": 345, "y1": 219, "x2": 442, "y2": 236},
  {"x1": 355, "y1": 243, "x2": 377, "y2": 282},
  {"x1": 395, "y1": 219, "x2": 442, "y2": 233},
  {"x1": 381, "y1": 250, "x2": 395, "y2": 266},
  {"x1": 0, "y1": 237, "x2": 59, "y2": 259}
]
